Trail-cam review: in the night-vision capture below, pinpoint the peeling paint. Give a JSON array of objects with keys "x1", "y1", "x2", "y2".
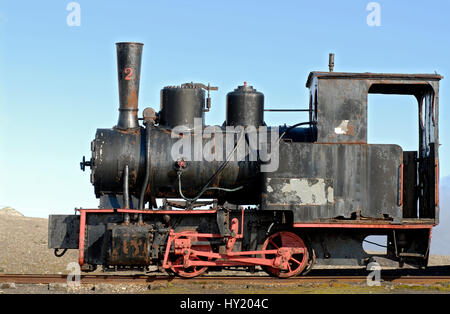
[
  {"x1": 327, "y1": 186, "x2": 334, "y2": 203},
  {"x1": 266, "y1": 178, "x2": 334, "y2": 206},
  {"x1": 334, "y1": 120, "x2": 350, "y2": 135}
]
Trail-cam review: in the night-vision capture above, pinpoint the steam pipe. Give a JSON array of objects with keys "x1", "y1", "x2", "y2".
[
  {"x1": 116, "y1": 42, "x2": 144, "y2": 130},
  {"x1": 123, "y1": 164, "x2": 130, "y2": 223},
  {"x1": 123, "y1": 164, "x2": 130, "y2": 209},
  {"x1": 139, "y1": 121, "x2": 151, "y2": 209}
]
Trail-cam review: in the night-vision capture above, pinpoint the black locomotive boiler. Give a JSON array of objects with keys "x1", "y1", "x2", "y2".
[{"x1": 49, "y1": 42, "x2": 442, "y2": 277}]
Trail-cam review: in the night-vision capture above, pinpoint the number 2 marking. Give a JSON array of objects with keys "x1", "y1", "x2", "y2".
[{"x1": 124, "y1": 68, "x2": 133, "y2": 80}]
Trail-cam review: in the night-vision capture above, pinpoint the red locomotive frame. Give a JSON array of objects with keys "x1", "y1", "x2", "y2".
[{"x1": 77, "y1": 208, "x2": 434, "y2": 278}]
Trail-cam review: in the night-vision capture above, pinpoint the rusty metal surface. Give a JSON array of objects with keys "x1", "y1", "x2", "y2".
[
  {"x1": 48, "y1": 215, "x2": 80, "y2": 249},
  {"x1": 303, "y1": 72, "x2": 440, "y2": 224},
  {"x1": 159, "y1": 86, "x2": 206, "y2": 129},
  {"x1": 315, "y1": 78, "x2": 368, "y2": 144},
  {"x1": 403, "y1": 151, "x2": 418, "y2": 218},
  {"x1": 226, "y1": 83, "x2": 264, "y2": 128},
  {"x1": 262, "y1": 142, "x2": 402, "y2": 221},
  {"x1": 115, "y1": 42, "x2": 143, "y2": 130},
  {"x1": 109, "y1": 224, "x2": 153, "y2": 266},
  {"x1": 306, "y1": 72, "x2": 443, "y2": 88}
]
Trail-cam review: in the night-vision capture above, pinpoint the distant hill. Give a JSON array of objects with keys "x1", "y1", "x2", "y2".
[
  {"x1": 0, "y1": 207, "x2": 24, "y2": 217},
  {"x1": 430, "y1": 176, "x2": 450, "y2": 255}
]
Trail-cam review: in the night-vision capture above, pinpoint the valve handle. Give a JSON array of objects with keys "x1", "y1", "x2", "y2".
[
  {"x1": 180, "y1": 82, "x2": 218, "y2": 112},
  {"x1": 80, "y1": 156, "x2": 92, "y2": 171}
]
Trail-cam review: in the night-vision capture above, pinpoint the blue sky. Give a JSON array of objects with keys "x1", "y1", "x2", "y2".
[{"x1": 0, "y1": 0, "x2": 449, "y2": 219}]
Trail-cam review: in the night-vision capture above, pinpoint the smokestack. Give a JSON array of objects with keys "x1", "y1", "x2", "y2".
[{"x1": 116, "y1": 42, "x2": 144, "y2": 130}]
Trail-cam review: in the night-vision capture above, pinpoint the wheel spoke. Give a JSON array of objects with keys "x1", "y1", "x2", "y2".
[
  {"x1": 269, "y1": 238, "x2": 279, "y2": 249},
  {"x1": 290, "y1": 256, "x2": 303, "y2": 266}
]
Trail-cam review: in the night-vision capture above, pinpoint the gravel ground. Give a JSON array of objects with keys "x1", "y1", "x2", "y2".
[
  {"x1": 2, "y1": 279, "x2": 450, "y2": 295},
  {"x1": 0, "y1": 215, "x2": 79, "y2": 274}
]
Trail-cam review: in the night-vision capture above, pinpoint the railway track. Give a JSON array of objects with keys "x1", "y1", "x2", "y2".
[{"x1": 1, "y1": 274, "x2": 450, "y2": 285}]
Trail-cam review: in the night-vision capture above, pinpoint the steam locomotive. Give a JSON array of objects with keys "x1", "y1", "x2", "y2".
[{"x1": 48, "y1": 42, "x2": 442, "y2": 278}]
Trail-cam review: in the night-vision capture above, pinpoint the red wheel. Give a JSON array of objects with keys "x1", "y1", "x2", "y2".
[
  {"x1": 261, "y1": 231, "x2": 309, "y2": 278},
  {"x1": 169, "y1": 234, "x2": 212, "y2": 278}
]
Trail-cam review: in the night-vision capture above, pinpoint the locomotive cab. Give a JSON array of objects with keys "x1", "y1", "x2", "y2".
[{"x1": 303, "y1": 72, "x2": 440, "y2": 223}]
